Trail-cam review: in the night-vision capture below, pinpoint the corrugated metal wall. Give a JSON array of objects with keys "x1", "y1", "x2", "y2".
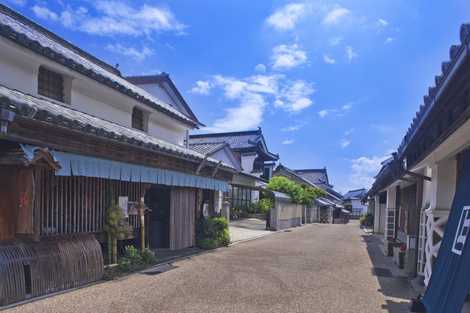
[{"x1": 170, "y1": 188, "x2": 196, "y2": 250}]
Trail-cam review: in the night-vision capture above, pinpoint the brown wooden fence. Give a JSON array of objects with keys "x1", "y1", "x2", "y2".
[
  {"x1": 34, "y1": 168, "x2": 150, "y2": 237},
  {"x1": 0, "y1": 234, "x2": 103, "y2": 306}
]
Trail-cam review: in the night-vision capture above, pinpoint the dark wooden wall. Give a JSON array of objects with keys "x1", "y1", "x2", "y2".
[
  {"x1": 0, "y1": 167, "x2": 17, "y2": 241},
  {"x1": 170, "y1": 188, "x2": 196, "y2": 250}
]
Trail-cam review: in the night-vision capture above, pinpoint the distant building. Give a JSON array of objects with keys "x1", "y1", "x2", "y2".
[
  {"x1": 342, "y1": 188, "x2": 368, "y2": 218},
  {"x1": 273, "y1": 164, "x2": 346, "y2": 224},
  {"x1": 188, "y1": 129, "x2": 279, "y2": 217}
]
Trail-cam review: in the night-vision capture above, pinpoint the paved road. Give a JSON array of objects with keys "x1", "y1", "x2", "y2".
[
  {"x1": 229, "y1": 218, "x2": 271, "y2": 243},
  {"x1": 6, "y1": 222, "x2": 414, "y2": 313}
]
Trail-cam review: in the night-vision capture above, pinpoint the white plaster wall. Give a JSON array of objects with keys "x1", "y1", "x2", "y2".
[
  {"x1": 351, "y1": 199, "x2": 368, "y2": 215},
  {"x1": 386, "y1": 186, "x2": 397, "y2": 209},
  {"x1": 0, "y1": 38, "x2": 189, "y2": 146},
  {"x1": 211, "y1": 148, "x2": 241, "y2": 171},
  {"x1": 434, "y1": 158, "x2": 457, "y2": 210},
  {"x1": 241, "y1": 153, "x2": 257, "y2": 173},
  {"x1": 137, "y1": 83, "x2": 178, "y2": 109}
]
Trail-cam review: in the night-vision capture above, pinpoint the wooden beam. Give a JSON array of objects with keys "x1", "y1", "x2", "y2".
[
  {"x1": 404, "y1": 170, "x2": 431, "y2": 181},
  {"x1": 195, "y1": 156, "x2": 207, "y2": 175},
  {"x1": 211, "y1": 161, "x2": 222, "y2": 178}
]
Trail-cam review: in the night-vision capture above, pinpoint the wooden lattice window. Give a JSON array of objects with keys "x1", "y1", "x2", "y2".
[
  {"x1": 132, "y1": 107, "x2": 145, "y2": 131},
  {"x1": 38, "y1": 67, "x2": 64, "y2": 102}
]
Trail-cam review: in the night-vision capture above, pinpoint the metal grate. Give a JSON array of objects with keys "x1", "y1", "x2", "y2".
[
  {"x1": 38, "y1": 67, "x2": 64, "y2": 102},
  {"x1": 132, "y1": 107, "x2": 145, "y2": 131}
]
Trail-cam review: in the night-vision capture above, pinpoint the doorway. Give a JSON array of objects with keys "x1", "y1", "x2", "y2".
[{"x1": 145, "y1": 186, "x2": 171, "y2": 249}]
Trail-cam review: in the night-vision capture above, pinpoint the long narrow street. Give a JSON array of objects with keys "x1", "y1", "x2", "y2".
[{"x1": 5, "y1": 222, "x2": 415, "y2": 313}]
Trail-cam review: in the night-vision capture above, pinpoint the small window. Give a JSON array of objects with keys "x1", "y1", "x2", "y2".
[
  {"x1": 263, "y1": 166, "x2": 271, "y2": 180},
  {"x1": 38, "y1": 67, "x2": 64, "y2": 102},
  {"x1": 132, "y1": 107, "x2": 145, "y2": 131}
]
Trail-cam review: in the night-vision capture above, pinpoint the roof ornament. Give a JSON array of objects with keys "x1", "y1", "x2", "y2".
[
  {"x1": 460, "y1": 24, "x2": 470, "y2": 44},
  {"x1": 442, "y1": 61, "x2": 452, "y2": 75},
  {"x1": 449, "y1": 45, "x2": 460, "y2": 61}
]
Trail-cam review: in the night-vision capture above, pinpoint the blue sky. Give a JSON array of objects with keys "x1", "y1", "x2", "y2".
[{"x1": 5, "y1": 0, "x2": 470, "y2": 193}]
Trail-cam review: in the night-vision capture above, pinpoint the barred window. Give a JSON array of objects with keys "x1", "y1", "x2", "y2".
[
  {"x1": 231, "y1": 186, "x2": 252, "y2": 209},
  {"x1": 132, "y1": 107, "x2": 145, "y2": 131},
  {"x1": 38, "y1": 67, "x2": 64, "y2": 102}
]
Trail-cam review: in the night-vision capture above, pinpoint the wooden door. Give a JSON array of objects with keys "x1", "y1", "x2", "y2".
[{"x1": 170, "y1": 188, "x2": 196, "y2": 250}]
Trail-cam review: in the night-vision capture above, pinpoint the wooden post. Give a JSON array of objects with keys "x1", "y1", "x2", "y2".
[{"x1": 139, "y1": 199, "x2": 145, "y2": 251}]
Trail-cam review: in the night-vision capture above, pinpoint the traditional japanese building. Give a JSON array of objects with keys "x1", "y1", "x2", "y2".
[
  {"x1": 342, "y1": 188, "x2": 368, "y2": 218},
  {"x1": 273, "y1": 164, "x2": 345, "y2": 224},
  {"x1": 366, "y1": 22, "x2": 470, "y2": 312},
  {"x1": 188, "y1": 129, "x2": 278, "y2": 216},
  {"x1": 0, "y1": 4, "x2": 233, "y2": 306}
]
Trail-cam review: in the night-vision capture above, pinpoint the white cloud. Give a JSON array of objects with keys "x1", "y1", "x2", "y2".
[
  {"x1": 329, "y1": 36, "x2": 343, "y2": 46},
  {"x1": 323, "y1": 54, "x2": 336, "y2": 64},
  {"x1": 282, "y1": 123, "x2": 304, "y2": 132},
  {"x1": 318, "y1": 110, "x2": 329, "y2": 118},
  {"x1": 32, "y1": 5, "x2": 59, "y2": 20},
  {"x1": 282, "y1": 139, "x2": 295, "y2": 145},
  {"x1": 385, "y1": 37, "x2": 394, "y2": 44},
  {"x1": 323, "y1": 5, "x2": 350, "y2": 25},
  {"x1": 201, "y1": 72, "x2": 315, "y2": 131},
  {"x1": 340, "y1": 139, "x2": 351, "y2": 148},
  {"x1": 272, "y1": 44, "x2": 307, "y2": 70},
  {"x1": 105, "y1": 44, "x2": 153, "y2": 61},
  {"x1": 344, "y1": 128, "x2": 355, "y2": 136},
  {"x1": 254, "y1": 64, "x2": 267, "y2": 73},
  {"x1": 348, "y1": 154, "x2": 391, "y2": 189},
  {"x1": 266, "y1": 3, "x2": 306, "y2": 31},
  {"x1": 378, "y1": 18, "x2": 389, "y2": 27},
  {"x1": 204, "y1": 74, "x2": 282, "y2": 132},
  {"x1": 345, "y1": 46, "x2": 357, "y2": 62},
  {"x1": 342, "y1": 103, "x2": 353, "y2": 111},
  {"x1": 275, "y1": 80, "x2": 315, "y2": 112},
  {"x1": 32, "y1": 1, "x2": 185, "y2": 36},
  {"x1": 191, "y1": 80, "x2": 213, "y2": 95}
]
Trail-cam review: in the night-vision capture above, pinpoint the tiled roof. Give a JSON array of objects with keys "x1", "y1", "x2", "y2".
[
  {"x1": 125, "y1": 73, "x2": 202, "y2": 126},
  {"x1": 343, "y1": 188, "x2": 368, "y2": 200},
  {"x1": 0, "y1": 84, "x2": 233, "y2": 171},
  {"x1": 0, "y1": 4, "x2": 198, "y2": 127},
  {"x1": 397, "y1": 23, "x2": 470, "y2": 157},
  {"x1": 294, "y1": 169, "x2": 330, "y2": 187},
  {"x1": 189, "y1": 130, "x2": 262, "y2": 150},
  {"x1": 188, "y1": 142, "x2": 227, "y2": 155},
  {"x1": 275, "y1": 164, "x2": 343, "y2": 201}
]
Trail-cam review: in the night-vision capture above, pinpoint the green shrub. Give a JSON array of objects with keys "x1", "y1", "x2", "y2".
[
  {"x1": 258, "y1": 198, "x2": 273, "y2": 214},
  {"x1": 360, "y1": 213, "x2": 374, "y2": 227},
  {"x1": 267, "y1": 176, "x2": 325, "y2": 206},
  {"x1": 196, "y1": 216, "x2": 230, "y2": 249},
  {"x1": 141, "y1": 248, "x2": 157, "y2": 264},
  {"x1": 197, "y1": 238, "x2": 219, "y2": 250}
]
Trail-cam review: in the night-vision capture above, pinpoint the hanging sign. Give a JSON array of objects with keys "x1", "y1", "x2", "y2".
[{"x1": 422, "y1": 150, "x2": 470, "y2": 313}]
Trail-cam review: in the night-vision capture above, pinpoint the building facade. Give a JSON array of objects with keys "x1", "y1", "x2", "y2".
[
  {"x1": 0, "y1": 4, "x2": 233, "y2": 306},
  {"x1": 366, "y1": 23, "x2": 470, "y2": 310},
  {"x1": 189, "y1": 129, "x2": 278, "y2": 218}
]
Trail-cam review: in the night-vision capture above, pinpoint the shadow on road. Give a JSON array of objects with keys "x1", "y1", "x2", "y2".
[{"x1": 361, "y1": 234, "x2": 417, "y2": 313}]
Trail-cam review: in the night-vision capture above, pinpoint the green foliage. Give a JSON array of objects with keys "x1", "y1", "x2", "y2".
[
  {"x1": 258, "y1": 198, "x2": 274, "y2": 214},
  {"x1": 360, "y1": 213, "x2": 374, "y2": 227},
  {"x1": 117, "y1": 246, "x2": 157, "y2": 272},
  {"x1": 104, "y1": 202, "x2": 133, "y2": 240},
  {"x1": 196, "y1": 216, "x2": 230, "y2": 249},
  {"x1": 141, "y1": 248, "x2": 157, "y2": 264},
  {"x1": 267, "y1": 176, "x2": 325, "y2": 206},
  {"x1": 197, "y1": 238, "x2": 219, "y2": 250}
]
